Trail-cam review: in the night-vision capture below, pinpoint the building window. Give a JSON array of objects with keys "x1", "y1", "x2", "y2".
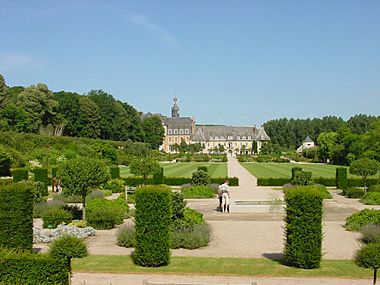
[
  {"x1": 237, "y1": 136, "x2": 240, "y2": 140},
  {"x1": 169, "y1": 137, "x2": 172, "y2": 143},
  {"x1": 242, "y1": 136, "x2": 246, "y2": 140},
  {"x1": 210, "y1": 137, "x2": 213, "y2": 140},
  {"x1": 220, "y1": 136, "x2": 225, "y2": 140},
  {"x1": 248, "y1": 136, "x2": 251, "y2": 140},
  {"x1": 179, "y1": 129, "x2": 184, "y2": 134},
  {"x1": 215, "y1": 136, "x2": 219, "y2": 140},
  {"x1": 174, "y1": 129, "x2": 178, "y2": 134},
  {"x1": 174, "y1": 137, "x2": 178, "y2": 143},
  {"x1": 228, "y1": 136, "x2": 233, "y2": 140},
  {"x1": 168, "y1": 129, "x2": 172, "y2": 135},
  {"x1": 185, "y1": 129, "x2": 190, "y2": 134}
]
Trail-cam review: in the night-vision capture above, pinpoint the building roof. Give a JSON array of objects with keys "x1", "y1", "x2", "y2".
[
  {"x1": 192, "y1": 125, "x2": 270, "y2": 142},
  {"x1": 164, "y1": 117, "x2": 194, "y2": 129},
  {"x1": 303, "y1": 136, "x2": 314, "y2": 143}
]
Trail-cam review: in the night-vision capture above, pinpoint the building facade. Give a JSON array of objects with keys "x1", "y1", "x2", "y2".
[{"x1": 160, "y1": 98, "x2": 270, "y2": 154}]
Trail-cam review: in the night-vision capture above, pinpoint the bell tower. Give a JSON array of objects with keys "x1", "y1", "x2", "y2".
[{"x1": 171, "y1": 97, "x2": 180, "y2": 118}]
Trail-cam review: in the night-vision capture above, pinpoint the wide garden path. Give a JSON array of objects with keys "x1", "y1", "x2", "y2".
[{"x1": 227, "y1": 155, "x2": 283, "y2": 201}]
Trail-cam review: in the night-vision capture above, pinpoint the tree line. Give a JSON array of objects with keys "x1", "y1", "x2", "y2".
[{"x1": 0, "y1": 74, "x2": 164, "y2": 149}]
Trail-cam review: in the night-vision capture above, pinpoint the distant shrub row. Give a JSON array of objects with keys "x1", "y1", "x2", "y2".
[{"x1": 123, "y1": 176, "x2": 239, "y2": 186}]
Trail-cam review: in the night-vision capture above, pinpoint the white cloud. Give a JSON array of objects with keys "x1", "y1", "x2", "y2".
[
  {"x1": 128, "y1": 13, "x2": 180, "y2": 49},
  {"x1": 0, "y1": 52, "x2": 45, "y2": 71}
]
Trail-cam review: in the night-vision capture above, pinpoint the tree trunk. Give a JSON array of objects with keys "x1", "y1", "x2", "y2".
[
  {"x1": 374, "y1": 268, "x2": 377, "y2": 285},
  {"x1": 82, "y1": 195, "x2": 86, "y2": 220}
]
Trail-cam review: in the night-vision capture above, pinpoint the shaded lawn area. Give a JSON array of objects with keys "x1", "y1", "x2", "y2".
[
  {"x1": 120, "y1": 162, "x2": 227, "y2": 178},
  {"x1": 241, "y1": 162, "x2": 371, "y2": 179},
  {"x1": 73, "y1": 256, "x2": 371, "y2": 279}
]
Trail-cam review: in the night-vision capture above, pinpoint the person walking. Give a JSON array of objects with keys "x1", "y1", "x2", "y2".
[
  {"x1": 217, "y1": 183, "x2": 223, "y2": 211},
  {"x1": 220, "y1": 180, "x2": 230, "y2": 213}
]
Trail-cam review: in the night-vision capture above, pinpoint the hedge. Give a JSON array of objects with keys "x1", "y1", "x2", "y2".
[
  {"x1": 336, "y1": 167, "x2": 348, "y2": 190},
  {"x1": 0, "y1": 178, "x2": 13, "y2": 187},
  {"x1": 110, "y1": 166, "x2": 120, "y2": 179},
  {"x1": 257, "y1": 177, "x2": 357, "y2": 187},
  {"x1": 134, "y1": 185, "x2": 172, "y2": 266},
  {"x1": 12, "y1": 168, "x2": 28, "y2": 182},
  {"x1": 348, "y1": 178, "x2": 378, "y2": 187},
  {"x1": 0, "y1": 182, "x2": 34, "y2": 250},
  {"x1": 0, "y1": 249, "x2": 68, "y2": 285},
  {"x1": 284, "y1": 186, "x2": 323, "y2": 269},
  {"x1": 33, "y1": 168, "x2": 49, "y2": 184},
  {"x1": 257, "y1": 177, "x2": 291, "y2": 186},
  {"x1": 291, "y1": 167, "x2": 302, "y2": 180},
  {"x1": 124, "y1": 176, "x2": 239, "y2": 186}
]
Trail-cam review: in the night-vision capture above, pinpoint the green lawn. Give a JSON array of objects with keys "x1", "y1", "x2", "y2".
[
  {"x1": 241, "y1": 162, "x2": 365, "y2": 179},
  {"x1": 73, "y1": 256, "x2": 371, "y2": 279},
  {"x1": 120, "y1": 162, "x2": 227, "y2": 178}
]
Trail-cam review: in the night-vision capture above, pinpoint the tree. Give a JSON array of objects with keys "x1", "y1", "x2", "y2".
[
  {"x1": 17, "y1": 83, "x2": 58, "y2": 133},
  {"x1": 49, "y1": 235, "x2": 88, "y2": 284},
  {"x1": 142, "y1": 116, "x2": 165, "y2": 149},
  {"x1": 121, "y1": 102, "x2": 145, "y2": 142},
  {"x1": 78, "y1": 96, "x2": 101, "y2": 138},
  {"x1": 57, "y1": 157, "x2": 110, "y2": 219},
  {"x1": 317, "y1": 132, "x2": 338, "y2": 163},
  {"x1": 0, "y1": 103, "x2": 30, "y2": 132},
  {"x1": 0, "y1": 74, "x2": 9, "y2": 108},
  {"x1": 350, "y1": 158, "x2": 379, "y2": 192},
  {"x1": 355, "y1": 242, "x2": 380, "y2": 285},
  {"x1": 130, "y1": 158, "x2": 160, "y2": 184},
  {"x1": 348, "y1": 114, "x2": 379, "y2": 135}
]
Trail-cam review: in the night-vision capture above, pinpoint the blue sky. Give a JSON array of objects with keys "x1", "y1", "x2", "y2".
[{"x1": 1, "y1": 0, "x2": 379, "y2": 126}]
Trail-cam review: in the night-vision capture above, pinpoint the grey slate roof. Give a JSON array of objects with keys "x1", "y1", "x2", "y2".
[
  {"x1": 193, "y1": 125, "x2": 270, "y2": 142},
  {"x1": 164, "y1": 117, "x2": 194, "y2": 129},
  {"x1": 303, "y1": 136, "x2": 314, "y2": 143}
]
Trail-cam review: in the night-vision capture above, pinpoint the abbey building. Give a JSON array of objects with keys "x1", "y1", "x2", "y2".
[{"x1": 160, "y1": 98, "x2": 270, "y2": 154}]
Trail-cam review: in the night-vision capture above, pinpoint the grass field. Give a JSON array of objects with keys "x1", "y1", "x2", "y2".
[
  {"x1": 73, "y1": 255, "x2": 371, "y2": 278},
  {"x1": 120, "y1": 162, "x2": 227, "y2": 178},
  {"x1": 241, "y1": 162, "x2": 366, "y2": 179}
]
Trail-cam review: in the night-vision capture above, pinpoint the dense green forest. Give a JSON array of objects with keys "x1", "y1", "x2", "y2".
[{"x1": 0, "y1": 74, "x2": 164, "y2": 149}]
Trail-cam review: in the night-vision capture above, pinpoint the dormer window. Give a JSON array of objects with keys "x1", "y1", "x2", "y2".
[
  {"x1": 215, "y1": 136, "x2": 219, "y2": 140},
  {"x1": 210, "y1": 137, "x2": 213, "y2": 141},
  {"x1": 179, "y1": 129, "x2": 184, "y2": 134},
  {"x1": 237, "y1": 136, "x2": 240, "y2": 140},
  {"x1": 220, "y1": 136, "x2": 225, "y2": 140},
  {"x1": 242, "y1": 136, "x2": 246, "y2": 140},
  {"x1": 228, "y1": 136, "x2": 233, "y2": 140},
  {"x1": 185, "y1": 129, "x2": 190, "y2": 134},
  {"x1": 174, "y1": 129, "x2": 178, "y2": 134},
  {"x1": 248, "y1": 136, "x2": 251, "y2": 140},
  {"x1": 168, "y1": 129, "x2": 173, "y2": 135}
]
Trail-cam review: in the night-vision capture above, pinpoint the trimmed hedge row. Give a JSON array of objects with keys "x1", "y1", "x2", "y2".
[
  {"x1": 134, "y1": 185, "x2": 172, "y2": 267},
  {"x1": 0, "y1": 182, "x2": 34, "y2": 250},
  {"x1": 12, "y1": 168, "x2": 28, "y2": 182},
  {"x1": 0, "y1": 249, "x2": 68, "y2": 285},
  {"x1": 123, "y1": 176, "x2": 239, "y2": 186},
  {"x1": 153, "y1": 167, "x2": 164, "y2": 185},
  {"x1": 257, "y1": 177, "x2": 377, "y2": 187},
  {"x1": 284, "y1": 186, "x2": 323, "y2": 269},
  {"x1": 336, "y1": 167, "x2": 348, "y2": 190},
  {"x1": 33, "y1": 168, "x2": 49, "y2": 185}
]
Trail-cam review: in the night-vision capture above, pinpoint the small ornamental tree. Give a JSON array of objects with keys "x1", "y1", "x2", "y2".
[
  {"x1": 134, "y1": 185, "x2": 172, "y2": 267},
  {"x1": 292, "y1": 170, "x2": 313, "y2": 186},
  {"x1": 57, "y1": 157, "x2": 110, "y2": 219},
  {"x1": 350, "y1": 158, "x2": 379, "y2": 193},
  {"x1": 130, "y1": 158, "x2": 160, "y2": 184},
  {"x1": 355, "y1": 242, "x2": 380, "y2": 285},
  {"x1": 49, "y1": 235, "x2": 88, "y2": 283},
  {"x1": 284, "y1": 186, "x2": 323, "y2": 269}
]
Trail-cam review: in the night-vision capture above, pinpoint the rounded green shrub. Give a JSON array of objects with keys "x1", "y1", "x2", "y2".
[
  {"x1": 49, "y1": 235, "x2": 88, "y2": 261},
  {"x1": 345, "y1": 209, "x2": 380, "y2": 231},
  {"x1": 181, "y1": 185, "x2": 215, "y2": 199},
  {"x1": 355, "y1": 242, "x2": 380, "y2": 270},
  {"x1": 134, "y1": 185, "x2": 172, "y2": 267},
  {"x1": 191, "y1": 169, "x2": 210, "y2": 186},
  {"x1": 171, "y1": 192, "x2": 186, "y2": 220},
  {"x1": 360, "y1": 192, "x2": 380, "y2": 205},
  {"x1": 42, "y1": 208, "x2": 73, "y2": 228},
  {"x1": 346, "y1": 187, "x2": 365, "y2": 198},
  {"x1": 103, "y1": 178, "x2": 125, "y2": 193}
]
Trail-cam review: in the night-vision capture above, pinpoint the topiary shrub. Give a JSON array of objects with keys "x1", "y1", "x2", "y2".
[
  {"x1": 292, "y1": 170, "x2": 313, "y2": 186},
  {"x1": 171, "y1": 192, "x2": 186, "y2": 220},
  {"x1": 181, "y1": 185, "x2": 215, "y2": 199},
  {"x1": 117, "y1": 225, "x2": 136, "y2": 248},
  {"x1": 345, "y1": 187, "x2": 365, "y2": 198},
  {"x1": 0, "y1": 248, "x2": 68, "y2": 285},
  {"x1": 360, "y1": 192, "x2": 380, "y2": 205},
  {"x1": 0, "y1": 151, "x2": 11, "y2": 177},
  {"x1": 345, "y1": 209, "x2": 380, "y2": 231},
  {"x1": 109, "y1": 166, "x2": 120, "y2": 179},
  {"x1": 291, "y1": 167, "x2": 302, "y2": 180},
  {"x1": 192, "y1": 169, "x2": 210, "y2": 186},
  {"x1": 134, "y1": 185, "x2": 172, "y2": 267},
  {"x1": 12, "y1": 168, "x2": 28, "y2": 182},
  {"x1": 33, "y1": 181, "x2": 48, "y2": 203},
  {"x1": 86, "y1": 198, "x2": 128, "y2": 229},
  {"x1": 0, "y1": 182, "x2": 34, "y2": 251},
  {"x1": 361, "y1": 223, "x2": 380, "y2": 244},
  {"x1": 284, "y1": 186, "x2": 323, "y2": 269},
  {"x1": 152, "y1": 167, "x2": 164, "y2": 185},
  {"x1": 197, "y1": 165, "x2": 208, "y2": 172},
  {"x1": 287, "y1": 185, "x2": 331, "y2": 199},
  {"x1": 34, "y1": 167, "x2": 49, "y2": 185},
  {"x1": 336, "y1": 167, "x2": 348, "y2": 190},
  {"x1": 42, "y1": 208, "x2": 73, "y2": 229}
]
